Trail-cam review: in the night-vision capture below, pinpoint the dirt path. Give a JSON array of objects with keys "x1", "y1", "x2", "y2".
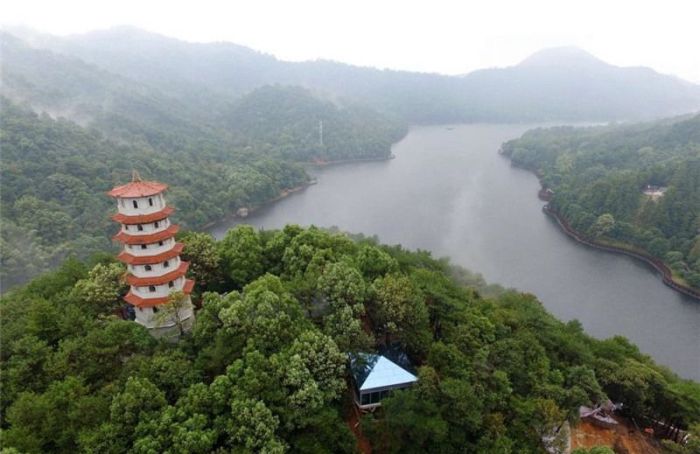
[
  {"x1": 571, "y1": 417, "x2": 662, "y2": 454},
  {"x1": 346, "y1": 404, "x2": 372, "y2": 454}
]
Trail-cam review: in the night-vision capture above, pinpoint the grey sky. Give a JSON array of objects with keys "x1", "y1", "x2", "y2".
[{"x1": 3, "y1": 0, "x2": 700, "y2": 82}]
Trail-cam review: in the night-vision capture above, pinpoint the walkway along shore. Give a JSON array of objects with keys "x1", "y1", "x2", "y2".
[{"x1": 543, "y1": 204, "x2": 700, "y2": 301}]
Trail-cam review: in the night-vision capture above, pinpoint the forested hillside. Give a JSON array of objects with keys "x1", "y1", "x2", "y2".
[
  {"x1": 502, "y1": 115, "x2": 700, "y2": 289},
  {"x1": 0, "y1": 99, "x2": 310, "y2": 289},
  {"x1": 8, "y1": 27, "x2": 700, "y2": 122},
  {"x1": 2, "y1": 226, "x2": 698, "y2": 453},
  {"x1": 1, "y1": 33, "x2": 406, "y2": 289},
  {"x1": 224, "y1": 86, "x2": 407, "y2": 161}
]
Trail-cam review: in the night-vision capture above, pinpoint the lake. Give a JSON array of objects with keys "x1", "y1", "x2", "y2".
[{"x1": 209, "y1": 124, "x2": 700, "y2": 380}]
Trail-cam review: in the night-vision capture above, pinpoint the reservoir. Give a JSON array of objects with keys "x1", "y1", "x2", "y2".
[{"x1": 209, "y1": 124, "x2": 700, "y2": 380}]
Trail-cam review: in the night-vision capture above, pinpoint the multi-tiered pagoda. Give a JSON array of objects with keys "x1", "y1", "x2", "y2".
[{"x1": 108, "y1": 173, "x2": 195, "y2": 337}]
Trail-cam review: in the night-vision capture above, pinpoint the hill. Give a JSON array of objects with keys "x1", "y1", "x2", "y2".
[
  {"x1": 223, "y1": 85, "x2": 407, "y2": 161},
  {"x1": 8, "y1": 27, "x2": 700, "y2": 122},
  {"x1": 1, "y1": 32, "x2": 406, "y2": 158},
  {"x1": 501, "y1": 114, "x2": 700, "y2": 290},
  {"x1": 1, "y1": 226, "x2": 698, "y2": 453},
  {"x1": 0, "y1": 99, "x2": 309, "y2": 289},
  {"x1": 459, "y1": 47, "x2": 700, "y2": 121},
  {"x1": 0, "y1": 34, "x2": 406, "y2": 288}
]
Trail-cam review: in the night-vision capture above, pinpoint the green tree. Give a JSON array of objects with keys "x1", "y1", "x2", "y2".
[
  {"x1": 71, "y1": 262, "x2": 127, "y2": 315},
  {"x1": 369, "y1": 274, "x2": 431, "y2": 356},
  {"x1": 154, "y1": 290, "x2": 194, "y2": 339},
  {"x1": 227, "y1": 398, "x2": 285, "y2": 453},
  {"x1": 180, "y1": 231, "x2": 222, "y2": 289},
  {"x1": 589, "y1": 213, "x2": 616, "y2": 239},
  {"x1": 219, "y1": 225, "x2": 264, "y2": 288},
  {"x1": 287, "y1": 330, "x2": 346, "y2": 401}
]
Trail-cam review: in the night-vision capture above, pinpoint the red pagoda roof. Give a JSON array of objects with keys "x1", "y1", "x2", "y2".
[
  {"x1": 112, "y1": 206, "x2": 174, "y2": 224},
  {"x1": 117, "y1": 242, "x2": 184, "y2": 265},
  {"x1": 124, "y1": 279, "x2": 195, "y2": 308},
  {"x1": 126, "y1": 261, "x2": 189, "y2": 286},
  {"x1": 108, "y1": 181, "x2": 168, "y2": 198},
  {"x1": 113, "y1": 225, "x2": 179, "y2": 245}
]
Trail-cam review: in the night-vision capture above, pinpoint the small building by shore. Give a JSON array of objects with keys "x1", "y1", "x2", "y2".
[{"x1": 642, "y1": 185, "x2": 667, "y2": 201}]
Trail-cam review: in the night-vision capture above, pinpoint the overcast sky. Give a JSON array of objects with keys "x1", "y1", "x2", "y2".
[{"x1": 4, "y1": 0, "x2": 700, "y2": 82}]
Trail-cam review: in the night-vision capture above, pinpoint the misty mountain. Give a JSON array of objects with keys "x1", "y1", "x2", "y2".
[
  {"x1": 7, "y1": 26, "x2": 700, "y2": 122},
  {"x1": 1, "y1": 31, "x2": 404, "y2": 160},
  {"x1": 0, "y1": 32, "x2": 222, "y2": 151},
  {"x1": 458, "y1": 47, "x2": 700, "y2": 121},
  {"x1": 223, "y1": 85, "x2": 406, "y2": 161}
]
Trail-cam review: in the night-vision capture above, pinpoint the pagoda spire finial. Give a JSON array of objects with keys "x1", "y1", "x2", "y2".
[{"x1": 132, "y1": 169, "x2": 142, "y2": 182}]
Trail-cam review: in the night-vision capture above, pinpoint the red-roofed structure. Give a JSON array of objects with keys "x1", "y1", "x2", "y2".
[
  {"x1": 117, "y1": 242, "x2": 184, "y2": 265},
  {"x1": 107, "y1": 180, "x2": 168, "y2": 198},
  {"x1": 109, "y1": 172, "x2": 195, "y2": 338},
  {"x1": 124, "y1": 280, "x2": 195, "y2": 308},
  {"x1": 113, "y1": 224, "x2": 180, "y2": 244},
  {"x1": 112, "y1": 206, "x2": 174, "y2": 224},
  {"x1": 126, "y1": 261, "x2": 189, "y2": 286}
]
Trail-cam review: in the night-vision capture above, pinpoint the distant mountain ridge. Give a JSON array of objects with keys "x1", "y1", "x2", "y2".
[{"x1": 5, "y1": 26, "x2": 700, "y2": 122}]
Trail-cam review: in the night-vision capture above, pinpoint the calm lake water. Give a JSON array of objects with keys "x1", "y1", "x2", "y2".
[{"x1": 209, "y1": 124, "x2": 700, "y2": 380}]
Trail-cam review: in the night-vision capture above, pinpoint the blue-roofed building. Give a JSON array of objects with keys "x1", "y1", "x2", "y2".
[{"x1": 350, "y1": 352, "x2": 418, "y2": 409}]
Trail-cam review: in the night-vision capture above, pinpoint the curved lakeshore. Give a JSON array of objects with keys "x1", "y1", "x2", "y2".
[
  {"x1": 201, "y1": 180, "x2": 317, "y2": 230},
  {"x1": 506, "y1": 154, "x2": 700, "y2": 302},
  {"x1": 543, "y1": 204, "x2": 700, "y2": 301},
  {"x1": 208, "y1": 124, "x2": 700, "y2": 380}
]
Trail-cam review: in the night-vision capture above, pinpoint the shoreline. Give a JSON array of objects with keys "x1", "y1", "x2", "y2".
[
  {"x1": 543, "y1": 204, "x2": 700, "y2": 301},
  {"x1": 203, "y1": 154, "x2": 398, "y2": 231},
  {"x1": 504, "y1": 157, "x2": 700, "y2": 301},
  {"x1": 303, "y1": 154, "x2": 396, "y2": 167},
  {"x1": 201, "y1": 179, "x2": 318, "y2": 230}
]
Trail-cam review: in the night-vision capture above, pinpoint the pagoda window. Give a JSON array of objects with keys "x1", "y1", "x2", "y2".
[
  {"x1": 158, "y1": 240, "x2": 164, "y2": 246},
  {"x1": 163, "y1": 260, "x2": 170, "y2": 268},
  {"x1": 168, "y1": 281, "x2": 174, "y2": 288},
  {"x1": 133, "y1": 200, "x2": 138, "y2": 209},
  {"x1": 137, "y1": 224, "x2": 144, "y2": 231},
  {"x1": 148, "y1": 197, "x2": 154, "y2": 207},
  {"x1": 154, "y1": 221, "x2": 160, "y2": 228},
  {"x1": 148, "y1": 285, "x2": 156, "y2": 292},
  {"x1": 141, "y1": 244, "x2": 148, "y2": 250},
  {"x1": 144, "y1": 265, "x2": 152, "y2": 271},
  {"x1": 153, "y1": 307, "x2": 159, "y2": 313}
]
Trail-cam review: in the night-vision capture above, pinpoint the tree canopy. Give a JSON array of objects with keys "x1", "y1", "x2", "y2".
[{"x1": 2, "y1": 225, "x2": 699, "y2": 453}]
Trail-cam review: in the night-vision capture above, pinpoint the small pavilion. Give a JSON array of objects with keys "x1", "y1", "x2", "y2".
[{"x1": 350, "y1": 352, "x2": 418, "y2": 409}]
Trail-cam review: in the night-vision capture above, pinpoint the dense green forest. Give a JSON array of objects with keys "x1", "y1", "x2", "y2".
[
  {"x1": 502, "y1": 115, "x2": 700, "y2": 290},
  {"x1": 1, "y1": 35, "x2": 406, "y2": 289},
  {"x1": 1, "y1": 226, "x2": 699, "y2": 453},
  {"x1": 0, "y1": 92, "x2": 400, "y2": 291},
  {"x1": 223, "y1": 86, "x2": 406, "y2": 161}
]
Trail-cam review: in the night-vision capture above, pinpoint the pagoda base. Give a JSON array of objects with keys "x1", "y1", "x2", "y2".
[{"x1": 137, "y1": 313, "x2": 195, "y2": 341}]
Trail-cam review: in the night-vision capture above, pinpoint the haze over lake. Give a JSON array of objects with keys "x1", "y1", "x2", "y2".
[{"x1": 210, "y1": 124, "x2": 700, "y2": 380}]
